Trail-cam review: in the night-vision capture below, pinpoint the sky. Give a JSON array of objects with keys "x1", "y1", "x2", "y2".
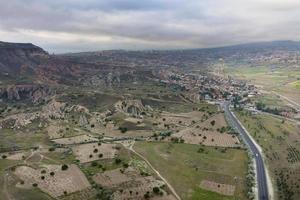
[{"x1": 0, "y1": 0, "x2": 300, "y2": 53}]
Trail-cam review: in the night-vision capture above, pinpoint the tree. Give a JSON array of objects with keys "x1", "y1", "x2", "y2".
[
  {"x1": 115, "y1": 158, "x2": 122, "y2": 165},
  {"x1": 91, "y1": 161, "x2": 98, "y2": 167},
  {"x1": 61, "y1": 164, "x2": 69, "y2": 171},
  {"x1": 153, "y1": 187, "x2": 160, "y2": 194},
  {"x1": 210, "y1": 120, "x2": 216, "y2": 126},
  {"x1": 119, "y1": 127, "x2": 128, "y2": 133},
  {"x1": 144, "y1": 191, "x2": 150, "y2": 199}
]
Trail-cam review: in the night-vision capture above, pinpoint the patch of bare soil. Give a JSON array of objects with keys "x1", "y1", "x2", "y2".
[
  {"x1": 200, "y1": 180, "x2": 235, "y2": 196},
  {"x1": 72, "y1": 143, "x2": 117, "y2": 163},
  {"x1": 14, "y1": 164, "x2": 90, "y2": 198},
  {"x1": 52, "y1": 134, "x2": 99, "y2": 145}
]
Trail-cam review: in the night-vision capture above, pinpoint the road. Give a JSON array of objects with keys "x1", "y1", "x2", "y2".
[{"x1": 222, "y1": 102, "x2": 269, "y2": 200}]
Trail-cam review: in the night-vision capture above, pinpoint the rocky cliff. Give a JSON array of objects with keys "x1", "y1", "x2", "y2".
[
  {"x1": 0, "y1": 41, "x2": 49, "y2": 75},
  {"x1": 0, "y1": 84, "x2": 52, "y2": 103}
]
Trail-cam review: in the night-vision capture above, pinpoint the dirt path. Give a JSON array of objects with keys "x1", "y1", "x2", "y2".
[{"x1": 128, "y1": 141, "x2": 182, "y2": 200}]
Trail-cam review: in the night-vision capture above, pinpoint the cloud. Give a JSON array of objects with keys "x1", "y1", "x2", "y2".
[{"x1": 0, "y1": 0, "x2": 300, "y2": 53}]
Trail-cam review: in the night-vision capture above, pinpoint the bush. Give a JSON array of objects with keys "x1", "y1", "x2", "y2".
[
  {"x1": 48, "y1": 147, "x2": 55, "y2": 152},
  {"x1": 119, "y1": 127, "x2": 128, "y2": 133},
  {"x1": 153, "y1": 187, "x2": 160, "y2": 194},
  {"x1": 61, "y1": 164, "x2": 69, "y2": 171},
  {"x1": 115, "y1": 158, "x2": 122, "y2": 165},
  {"x1": 91, "y1": 161, "x2": 98, "y2": 167}
]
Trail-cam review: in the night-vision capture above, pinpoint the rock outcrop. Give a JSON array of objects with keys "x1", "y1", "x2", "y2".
[
  {"x1": 115, "y1": 99, "x2": 150, "y2": 117},
  {"x1": 0, "y1": 85, "x2": 52, "y2": 103}
]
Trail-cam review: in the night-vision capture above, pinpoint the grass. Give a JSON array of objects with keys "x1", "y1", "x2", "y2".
[
  {"x1": 289, "y1": 80, "x2": 300, "y2": 89},
  {"x1": 191, "y1": 188, "x2": 233, "y2": 200},
  {"x1": 0, "y1": 128, "x2": 50, "y2": 152},
  {"x1": 141, "y1": 98, "x2": 217, "y2": 113},
  {"x1": 235, "y1": 110, "x2": 300, "y2": 200},
  {"x1": 0, "y1": 159, "x2": 54, "y2": 200},
  {"x1": 81, "y1": 145, "x2": 132, "y2": 176},
  {"x1": 254, "y1": 93, "x2": 295, "y2": 111},
  {"x1": 225, "y1": 66, "x2": 300, "y2": 103},
  {"x1": 7, "y1": 186, "x2": 54, "y2": 200},
  {"x1": 58, "y1": 92, "x2": 121, "y2": 112},
  {"x1": 134, "y1": 141, "x2": 248, "y2": 200}
]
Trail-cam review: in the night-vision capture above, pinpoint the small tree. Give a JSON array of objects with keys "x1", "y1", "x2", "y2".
[
  {"x1": 61, "y1": 164, "x2": 69, "y2": 171},
  {"x1": 115, "y1": 158, "x2": 122, "y2": 165},
  {"x1": 153, "y1": 187, "x2": 160, "y2": 194}
]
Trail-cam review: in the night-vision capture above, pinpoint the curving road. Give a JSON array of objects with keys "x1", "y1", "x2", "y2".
[{"x1": 222, "y1": 102, "x2": 269, "y2": 200}]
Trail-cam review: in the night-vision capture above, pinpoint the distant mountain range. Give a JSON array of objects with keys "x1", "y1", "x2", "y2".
[{"x1": 0, "y1": 40, "x2": 299, "y2": 85}]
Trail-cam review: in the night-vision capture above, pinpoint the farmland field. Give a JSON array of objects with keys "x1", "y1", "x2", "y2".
[
  {"x1": 133, "y1": 141, "x2": 248, "y2": 200},
  {"x1": 235, "y1": 110, "x2": 300, "y2": 200},
  {"x1": 225, "y1": 66, "x2": 300, "y2": 104}
]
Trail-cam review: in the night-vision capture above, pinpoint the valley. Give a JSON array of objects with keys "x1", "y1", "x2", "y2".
[{"x1": 0, "y1": 40, "x2": 299, "y2": 200}]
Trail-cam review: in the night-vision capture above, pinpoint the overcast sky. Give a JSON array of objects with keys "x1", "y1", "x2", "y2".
[{"x1": 0, "y1": 0, "x2": 300, "y2": 53}]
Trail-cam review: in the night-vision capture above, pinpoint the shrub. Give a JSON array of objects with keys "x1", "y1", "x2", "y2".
[
  {"x1": 153, "y1": 187, "x2": 160, "y2": 194},
  {"x1": 61, "y1": 164, "x2": 69, "y2": 171},
  {"x1": 118, "y1": 127, "x2": 128, "y2": 133},
  {"x1": 115, "y1": 158, "x2": 122, "y2": 164}
]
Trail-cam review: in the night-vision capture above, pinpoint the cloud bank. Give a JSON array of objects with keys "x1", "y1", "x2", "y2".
[{"x1": 0, "y1": 0, "x2": 300, "y2": 53}]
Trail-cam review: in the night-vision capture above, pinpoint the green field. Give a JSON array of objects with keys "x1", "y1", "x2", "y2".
[
  {"x1": 225, "y1": 66, "x2": 300, "y2": 103},
  {"x1": 235, "y1": 110, "x2": 300, "y2": 200},
  {"x1": 134, "y1": 141, "x2": 248, "y2": 200},
  {"x1": 254, "y1": 93, "x2": 295, "y2": 112}
]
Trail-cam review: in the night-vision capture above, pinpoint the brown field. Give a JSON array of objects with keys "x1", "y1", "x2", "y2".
[
  {"x1": 199, "y1": 113, "x2": 228, "y2": 130},
  {"x1": 200, "y1": 180, "x2": 235, "y2": 196},
  {"x1": 169, "y1": 111, "x2": 240, "y2": 147},
  {"x1": 47, "y1": 124, "x2": 63, "y2": 139},
  {"x1": 112, "y1": 176, "x2": 165, "y2": 200},
  {"x1": 173, "y1": 128, "x2": 239, "y2": 147},
  {"x1": 0, "y1": 151, "x2": 27, "y2": 161},
  {"x1": 52, "y1": 134, "x2": 99, "y2": 145},
  {"x1": 156, "y1": 111, "x2": 204, "y2": 128},
  {"x1": 14, "y1": 164, "x2": 90, "y2": 198},
  {"x1": 93, "y1": 167, "x2": 169, "y2": 200},
  {"x1": 92, "y1": 168, "x2": 131, "y2": 187},
  {"x1": 72, "y1": 142, "x2": 117, "y2": 163},
  {"x1": 124, "y1": 117, "x2": 144, "y2": 124}
]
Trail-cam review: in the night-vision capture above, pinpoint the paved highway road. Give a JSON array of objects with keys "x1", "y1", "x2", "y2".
[{"x1": 222, "y1": 102, "x2": 269, "y2": 200}]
